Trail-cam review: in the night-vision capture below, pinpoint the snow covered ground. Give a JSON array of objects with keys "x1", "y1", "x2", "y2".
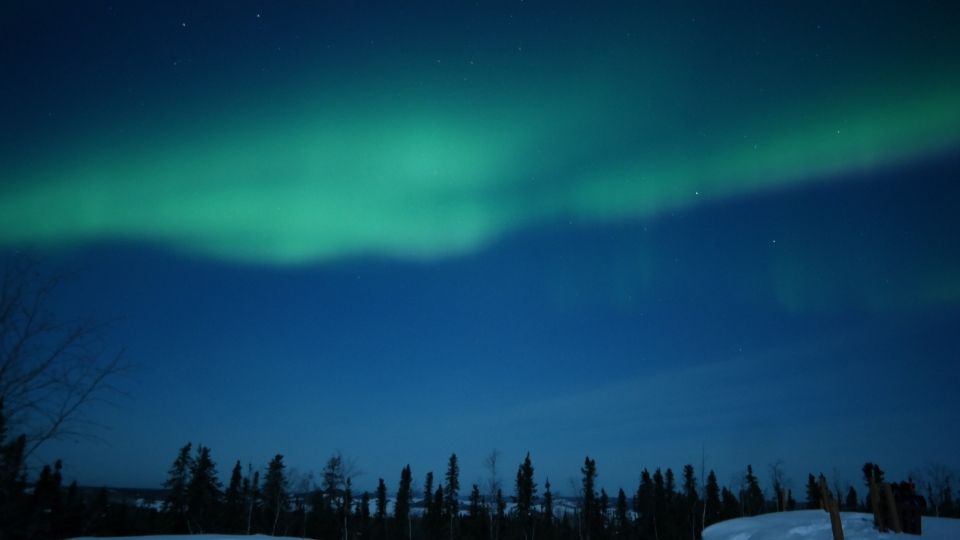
[
  {"x1": 68, "y1": 511, "x2": 960, "y2": 540},
  {"x1": 70, "y1": 537, "x2": 304, "y2": 540},
  {"x1": 703, "y1": 510, "x2": 960, "y2": 540}
]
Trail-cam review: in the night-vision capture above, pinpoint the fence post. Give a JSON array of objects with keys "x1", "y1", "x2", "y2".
[
  {"x1": 883, "y1": 483, "x2": 901, "y2": 534},
  {"x1": 828, "y1": 498, "x2": 845, "y2": 540},
  {"x1": 868, "y1": 477, "x2": 885, "y2": 533}
]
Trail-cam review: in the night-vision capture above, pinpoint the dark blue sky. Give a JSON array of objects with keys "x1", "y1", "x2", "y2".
[{"x1": 2, "y1": 1, "x2": 959, "y2": 496}]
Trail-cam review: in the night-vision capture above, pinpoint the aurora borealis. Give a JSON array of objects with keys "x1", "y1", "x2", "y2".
[
  {"x1": 4, "y1": 2, "x2": 959, "y2": 266},
  {"x1": 2, "y1": 1, "x2": 959, "y2": 492}
]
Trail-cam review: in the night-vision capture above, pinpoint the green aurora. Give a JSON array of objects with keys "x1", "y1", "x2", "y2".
[
  {"x1": 4, "y1": 73, "x2": 958, "y2": 260},
  {"x1": 2, "y1": 3, "x2": 959, "y2": 298}
]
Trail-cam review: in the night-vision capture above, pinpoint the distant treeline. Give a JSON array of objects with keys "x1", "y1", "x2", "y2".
[{"x1": 2, "y1": 437, "x2": 958, "y2": 540}]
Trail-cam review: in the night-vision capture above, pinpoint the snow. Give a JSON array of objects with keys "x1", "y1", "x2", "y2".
[
  {"x1": 66, "y1": 512, "x2": 960, "y2": 540},
  {"x1": 703, "y1": 510, "x2": 960, "y2": 540},
  {"x1": 70, "y1": 536, "x2": 302, "y2": 540}
]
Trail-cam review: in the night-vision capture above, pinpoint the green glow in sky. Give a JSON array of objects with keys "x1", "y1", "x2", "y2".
[{"x1": 2, "y1": 7, "x2": 959, "y2": 268}]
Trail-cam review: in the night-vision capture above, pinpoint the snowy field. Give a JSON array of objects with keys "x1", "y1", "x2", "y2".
[
  {"x1": 69, "y1": 537, "x2": 304, "y2": 540},
  {"x1": 703, "y1": 510, "x2": 960, "y2": 540},
  {"x1": 66, "y1": 511, "x2": 960, "y2": 540}
]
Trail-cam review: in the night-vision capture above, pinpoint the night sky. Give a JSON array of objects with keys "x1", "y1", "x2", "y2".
[{"x1": 2, "y1": 1, "x2": 959, "y2": 495}]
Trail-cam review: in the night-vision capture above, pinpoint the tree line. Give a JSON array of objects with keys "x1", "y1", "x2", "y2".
[{"x1": 2, "y1": 434, "x2": 958, "y2": 540}]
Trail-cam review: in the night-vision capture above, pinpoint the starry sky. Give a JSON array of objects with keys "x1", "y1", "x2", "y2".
[{"x1": 2, "y1": 1, "x2": 959, "y2": 495}]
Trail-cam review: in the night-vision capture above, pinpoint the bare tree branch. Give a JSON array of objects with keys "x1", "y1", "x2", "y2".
[{"x1": 0, "y1": 254, "x2": 131, "y2": 463}]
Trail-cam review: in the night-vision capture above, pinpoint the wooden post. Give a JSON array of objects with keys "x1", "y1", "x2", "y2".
[
  {"x1": 828, "y1": 498, "x2": 845, "y2": 540},
  {"x1": 868, "y1": 477, "x2": 885, "y2": 532},
  {"x1": 819, "y1": 476, "x2": 830, "y2": 513},
  {"x1": 780, "y1": 488, "x2": 786, "y2": 512},
  {"x1": 883, "y1": 483, "x2": 901, "y2": 534}
]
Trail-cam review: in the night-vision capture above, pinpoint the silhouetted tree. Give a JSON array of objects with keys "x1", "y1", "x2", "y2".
[
  {"x1": 634, "y1": 469, "x2": 655, "y2": 540},
  {"x1": 845, "y1": 487, "x2": 858, "y2": 511},
  {"x1": 598, "y1": 488, "x2": 609, "y2": 540},
  {"x1": 244, "y1": 464, "x2": 260, "y2": 535},
  {"x1": 720, "y1": 488, "x2": 739, "y2": 521},
  {"x1": 805, "y1": 474, "x2": 821, "y2": 510},
  {"x1": 358, "y1": 491, "x2": 372, "y2": 540},
  {"x1": 613, "y1": 488, "x2": 630, "y2": 540},
  {"x1": 423, "y1": 472, "x2": 436, "y2": 540},
  {"x1": 542, "y1": 478, "x2": 554, "y2": 538},
  {"x1": 581, "y1": 457, "x2": 598, "y2": 540},
  {"x1": 28, "y1": 459, "x2": 63, "y2": 538},
  {"x1": 662, "y1": 469, "x2": 678, "y2": 540},
  {"x1": 433, "y1": 485, "x2": 446, "y2": 540},
  {"x1": 703, "y1": 471, "x2": 721, "y2": 529},
  {"x1": 514, "y1": 452, "x2": 538, "y2": 540},
  {"x1": 161, "y1": 442, "x2": 194, "y2": 533},
  {"x1": 465, "y1": 485, "x2": 487, "y2": 540},
  {"x1": 395, "y1": 465, "x2": 413, "y2": 540},
  {"x1": 483, "y1": 451, "x2": 503, "y2": 540},
  {"x1": 495, "y1": 489, "x2": 506, "y2": 540},
  {"x1": 263, "y1": 454, "x2": 290, "y2": 536},
  {"x1": 186, "y1": 445, "x2": 222, "y2": 533},
  {"x1": 768, "y1": 460, "x2": 786, "y2": 512},
  {"x1": 0, "y1": 257, "x2": 127, "y2": 461},
  {"x1": 445, "y1": 454, "x2": 461, "y2": 540},
  {"x1": 741, "y1": 466, "x2": 763, "y2": 517},
  {"x1": 223, "y1": 460, "x2": 245, "y2": 533},
  {"x1": 376, "y1": 478, "x2": 389, "y2": 540}
]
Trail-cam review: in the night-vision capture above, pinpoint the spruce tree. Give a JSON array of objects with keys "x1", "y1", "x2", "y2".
[
  {"x1": 845, "y1": 487, "x2": 858, "y2": 511},
  {"x1": 262, "y1": 454, "x2": 289, "y2": 536},
  {"x1": 377, "y1": 478, "x2": 389, "y2": 540},
  {"x1": 742, "y1": 466, "x2": 763, "y2": 517},
  {"x1": 652, "y1": 468, "x2": 666, "y2": 540},
  {"x1": 59, "y1": 480, "x2": 85, "y2": 539},
  {"x1": 634, "y1": 469, "x2": 655, "y2": 540},
  {"x1": 0, "y1": 422, "x2": 28, "y2": 536},
  {"x1": 598, "y1": 488, "x2": 609, "y2": 540},
  {"x1": 681, "y1": 464, "x2": 699, "y2": 540},
  {"x1": 345, "y1": 478, "x2": 355, "y2": 540},
  {"x1": 542, "y1": 478, "x2": 554, "y2": 532},
  {"x1": 495, "y1": 489, "x2": 505, "y2": 540},
  {"x1": 614, "y1": 488, "x2": 629, "y2": 540},
  {"x1": 424, "y1": 471, "x2": 434, "y2": 512},
  {"x1": 466, "y1": 485, "x2": 485, "y2": 540},
  {"x1": 359, "y1": 491, "x2": 372, "y2": 540},
  {"x1": 445, "y1": 454, "x2": 461, "y2": 540},
  {"x1": 871, "y1": 464, "x2": 885, "y2": 486},
  {"x1": 186, "y1": 444, "x2": 222, "y2": 533},
  {"x1": 663, "y1": 468, "x2": 678, "y2": 540},
  {"x1": 805, "y1": 474, "x2": 821, "y2": 510},
  {"x1": 423, "y1": 472, "x2": 435, "y2": 540},
  {"x1": 720, "y1": 488, "x2": 739, "y2": 521},
  {"x1": 704, "y1": 471, "x2": 721, "y2": 528},
  {"x1": 861, "y1": 463, "x2": 887, "y2": 516},
  {"x1": 581, "y1": 457, "x2": 598, "y2": 540},
  {"x1": 860, "y1": 463, "x2": 872, "y2": 490},
  {"x1": 514, "y1": 452, "x2": 538, "y2": 540},
  {"x1": 29, "y1": 460, "x2": 63, "y2": 538},
  {"x1": 434, "y1": 485, "x2": 446, "y2": 540},
  {"x1": 161, "y1": 442, "x2": 194, "y2": 533},
  {"x1": 395, "y1": 465, "x2": 413, "y2": 540},
  {"x1": 224, "y1": 460, "x2": 245, "y2": 533}
]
